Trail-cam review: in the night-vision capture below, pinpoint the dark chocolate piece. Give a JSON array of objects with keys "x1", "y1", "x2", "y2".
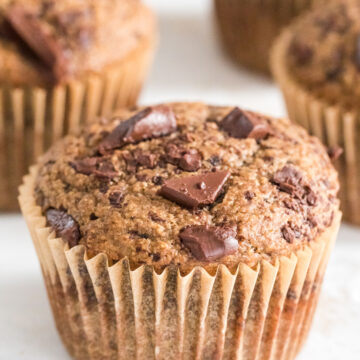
[
  {"x1": 46, "y1": 208, "x2": 80, "y2": 247},
  {"x1": 179, "y1": 223, "x2": 238, "y2": 261},
  {"x1": 289, "y1": 37, "x2": 313, "y2": 66},
  {"x1": 159, "y1": 170, "x2": 230, "y2": 208},
  {"x1": 5, "y1": 5, "x2": 68, "y2": 82},
  {"x1": 70, "y1": 157, "x2": 117, "y2": 179},
  {"x1": 164, "y1": 144, "x2": 202, "y2": 172},
  {"x1": 99, "y1": 106, "x2": 176, "y2": 154},
  {"x1": 109, "y1": 190, "x2": 124, "y2": 208},
  {"x1": 220, "y1": 107, "x2": 270, "y2": 140}
]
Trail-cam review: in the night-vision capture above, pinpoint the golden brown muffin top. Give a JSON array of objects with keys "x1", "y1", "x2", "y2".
[
  {"x1": 286, "y1": 0, "x2": 360, "y2": 109},
  {"x1": 0, "y1": 0, "x2": 156, "y2": 86},
  {"x1": 34, "y1": 102, "x2": 339, "y2": 272}
]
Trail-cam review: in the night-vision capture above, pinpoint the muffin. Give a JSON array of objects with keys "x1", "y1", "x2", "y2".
[
  {"x1": 214, "y1": 0, "x2": 327, "y2": 75},
  {"x1": 0, "y1": 0, "x2": 156, "y2": 211},
  {"x1": 271, "y1": 0, "x2": 360, "y2": 224},
  {"x1": 19, "y1": 102, "x2": 340, "y2": 359}
]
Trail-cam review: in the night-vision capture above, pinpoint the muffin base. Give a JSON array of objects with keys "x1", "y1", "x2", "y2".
[
  {"x1": 214, "y1": 0, "x2": 323, "y2": 75},
  {"x1": 0, "y1": 34, "x2": 156, "y2": 212},
  {"x1": 271, "y1": 28, "x2": 360, "y2": 225},
  {"x1": 19, "y1": 167, "x2": 341, "y2": 360}
]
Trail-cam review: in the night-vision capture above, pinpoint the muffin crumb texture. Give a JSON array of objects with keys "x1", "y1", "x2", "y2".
[{"x1": 34, "y1": 102, "x2": 339, "y2": 272}]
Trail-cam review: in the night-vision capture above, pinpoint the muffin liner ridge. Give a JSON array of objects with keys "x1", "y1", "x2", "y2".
[
  {"x1": 271, "y1": 29, "x2": 360, "y2": 225},
  {"x1": 19, "y1": 167, "x2": 341, "y2": 360},
  {"x1": 214, "y1": 0, "x2": 328, "y2": 75},
  {"x1": 0, "y1": 34, "x2": 155, "y2": 212}
]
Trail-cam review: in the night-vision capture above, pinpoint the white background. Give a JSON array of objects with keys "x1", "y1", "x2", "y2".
[{"x1": 1, "y1": 1, "x2": 359, "y2": 359}]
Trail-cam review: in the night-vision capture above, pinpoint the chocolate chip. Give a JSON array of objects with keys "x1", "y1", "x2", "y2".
[
  {"x1": 148, "y1": 211, "x2": 165, "y2": 223},
  {"x1": 209, "y1": 155, "x2": 221, "y2": 166},
  {"x1": 152, "y1": 253, "x2": 161, "y2": 262},
  {"x1": 179, "y1": 223, "x2": 238, "y2": 261},
  {"x1": 98, "y1": 105, "x2": 177, "y2": 154},
  {"x1": 89, "y1": 213, "x2": 98, "y2": 221},
  {"x1": 272, "y1": 166, "x2": 303, "y2": 198},
  {"x1": 283, "y1": 198, "x2": 301, "y2": 212},
  {"x1": 109, "y1": 190, "x2": 124, "y2": 208},
  {"x1": 70, "y1": 157, "x2": 117, "y2": 179},
  {"x1": 152, "y1": 176, "x2": 164, "y2": 186},
  {"x1": 281, "y1": 224, "x2": 300, "y2": 244},
  {"x1": 244, "y1": 191, "x2": 255, "y2": 201},
  {"x1": 5, "y1": 5, "x2": 68, "y2": 82},
  {"x1": 133, "y1": 149, "x2": 157, "y2": 169},
  {"x1": 289, "y1": 38, "x2": 313, "y2": 66},
  {"x1": 159, "y1": 170, "x2": 230, "y2": 208},
  {"x1": 220, "y1": 107, "x2": 270, "y2": 140},
  {"x1": 327, "y1": 145, "x2": 343, "y2": 161},
  {"x1": 163, "y1": 144, "x2": 202, "y2": 172},
  {"x1": 178, "y1": 150, "x2": 202, "y2": 172},
  {"x1": 46, "y1": 208, "x2": 80, "y2": 247}
]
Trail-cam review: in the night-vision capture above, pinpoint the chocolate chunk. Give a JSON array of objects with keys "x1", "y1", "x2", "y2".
[
  {"x1": 71, "y1": 157, "x2": 117, "y2": 179},
  {"x1": 46, "y1": 208, "x2": 80, "y2": 247},
  {"x1": 152, "y1": 253, "x2": 161, "y2": 262},
  {"x1": 178, "y1": 149, "x2": 202, "y2": 172},
  {"x1": 281, "y1": 224, "x2": 300, "y2": 244},
  {"x1": 159, "y1": 170, "x2": 230, "y2": 208},
  {"x1": 5, "y1": 5, "x2": 68, "y2": 82},
  {"x1": 98, "y1": 106, "x2": 176, "y2": 154},
  {"x1": 109, "y1": 190, "x2": 124, "y2": 208},
  {"x1": 123, "y1": 150, "x2": 158, "y2": 173},
  {"x1": 164, "y1": 144, "x2": 202, "y2": 172},
  {"x1": 289, "y1": 38, "x2": 313, "y2": 65},
  {"x1": 209, "y1": 155, "x2": 221, "y2": 166},
  {"x1": 148, "y1": 211, "x2": 165, "y2": 223},
  {"x1": 283, "y1": 198, "x2": 301, "y2": 212},
  {"x1": 327, "y1": 145, "x2": 343, "y2": 161},
  {"x1": 220, "y1": 107, "x2": 270, "y2": 140},
  {"x1": 179, "y1": 223, "x2": 238, "y2": 261},
  {"x1": 272, "y1": 166, "x2": 304, "y2": 198},
  {"x1": 152, "y1": 176, "x2": 164, "y2": 185},
  {"x1": 244, "y1": 191, "x2": 255, "y2": 201}
]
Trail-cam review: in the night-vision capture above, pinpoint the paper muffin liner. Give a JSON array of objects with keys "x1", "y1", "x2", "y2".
[
  {"x1": 0, "y1": 35, "x2": 155, "y2": 212},
  {"x1": 271, "y1": 29, "x2": 360, "y2": 225},
  {"x1": 214, "y1": 0, "x2": 326, "y2": 75},
  {"x1": 19, "y1": 167, "x2": 341, "y2": 360}
]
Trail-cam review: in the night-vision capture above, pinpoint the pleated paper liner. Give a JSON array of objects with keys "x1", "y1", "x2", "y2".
[
  {"x1": 271, "y1": 29, "x2": 360, "y2": 225},
  {"x1": 214, "y1": 0, "x2": 328, "y2": 75},
  {"x1": 0, "y1": 35, "x2": 155, "y2": 212},
  {"x1": 19, "y1": 167, "x2": 341, "y2": 360}
]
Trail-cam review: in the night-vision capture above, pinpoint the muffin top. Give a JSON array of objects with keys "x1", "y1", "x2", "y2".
[
  {"x1": 286, "y1": 0, "x2": 360, "y2": 109},
  {"x1": 0, "y1": 0, "x2": 156, "y2": 86},
  {"x1": 34, "y1": 102, "x2": 339, "y2": 272}
]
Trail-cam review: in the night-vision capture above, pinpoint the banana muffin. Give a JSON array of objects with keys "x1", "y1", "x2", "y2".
[
  {"x1": 0, "y1": 0, "x2": 156, "y2": 211},
  {"x1": 271, "y1": 0, "x2": 360, "y2": 224},
  {"x1": 20, "y1": 102, "x2": 341, "y2": 359}
]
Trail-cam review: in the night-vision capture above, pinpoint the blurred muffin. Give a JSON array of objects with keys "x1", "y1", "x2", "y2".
[
  {"x1": 20, "y1": 102, "x2": 340, "y2": 359},
  {"x1": 272, "y1": 0, "x2": 360, "y2": 224},
  {"x1": 214, "y1": 0, "x2": 327, "y2": 75},
  {"x1": 0, "y1": 0, "x2": 156, "y2": 211}
]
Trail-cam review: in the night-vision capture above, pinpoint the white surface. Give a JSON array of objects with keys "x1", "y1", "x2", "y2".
[{"x1": 1, "y1": 1, "x2": 359, "y2": 359}]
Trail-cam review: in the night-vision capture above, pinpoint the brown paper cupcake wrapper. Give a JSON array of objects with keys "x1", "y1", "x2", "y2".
[
  {"x1": 19, "y1": 167, "x2": 341, "y2": 360},
  {"x1": 214, "y1": 0, "x2": 326, "y2": 75},
  {"x1": 271, "y1": 29, "x2": 359, "y2": 225},
  {"x1": 0, "y1": 35, "x2": 155, "y2": 212}
]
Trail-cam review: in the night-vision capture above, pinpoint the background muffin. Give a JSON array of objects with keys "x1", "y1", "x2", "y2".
[
  {"x1": 20, "y1": 102, "x2": 340, "y2": 359},
  {"x1": 214, "y1": 0, "x2": 327, "y2": 75},
  {"x1": 271, "y1": 0, "x2": 360, "y2": 225},
  {"x1": 0, "y1": 0, "x2": 156, "y2": 211}
]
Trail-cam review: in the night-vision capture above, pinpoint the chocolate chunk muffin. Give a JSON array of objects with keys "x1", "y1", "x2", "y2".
[
  {"x1": 20, "y1": 102, "x2": 341, "y2": 360},
  {"x1": 271, "y1": 0, "x2": 360, "y2": 224},
  {"x1": 0, "y1": 0, "x2": 157, "y2": 211}
]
